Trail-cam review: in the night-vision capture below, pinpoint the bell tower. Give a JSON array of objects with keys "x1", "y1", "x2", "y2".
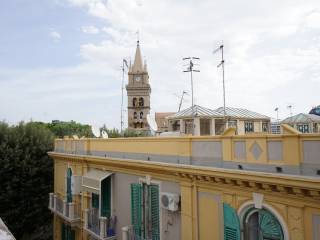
[{"x1": 126, "y1": 41, "x2": 151, "y2": 131}]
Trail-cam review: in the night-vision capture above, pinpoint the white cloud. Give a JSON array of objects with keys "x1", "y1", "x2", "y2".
[
  {"x1": 2, "y1": 0, "x2": 320, "y2": 128},
  {"x1": 81, "y1": 25, "x2": 100, "y2": 34},
  {"x1": 49, "y1": 31, "x2": 61, "y2": 42}
]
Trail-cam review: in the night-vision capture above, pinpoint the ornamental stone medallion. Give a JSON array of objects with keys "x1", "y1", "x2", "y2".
[{"x1": 250, "y1": 141, "x2": 263, "y2": 160}]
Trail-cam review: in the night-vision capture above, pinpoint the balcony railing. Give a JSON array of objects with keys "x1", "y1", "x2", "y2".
[
  {"x1": 83, "y1": 208, "x2": 116, "y2": 240},
  {"x1": 48, "y1": 193, "x2": 81, "y2": 225},
  {"x1": 122, "y1": 226, "x2": 150, "y2": 240}
]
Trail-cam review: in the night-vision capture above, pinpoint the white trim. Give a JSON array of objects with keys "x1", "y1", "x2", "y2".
[{"x1": 237, "y1": 200, "x2": 289, "y2": 240}]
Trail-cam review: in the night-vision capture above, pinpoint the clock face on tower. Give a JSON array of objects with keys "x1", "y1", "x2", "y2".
[{"x1": 134, "y1": 75, "x2": 141, "y2": 82}]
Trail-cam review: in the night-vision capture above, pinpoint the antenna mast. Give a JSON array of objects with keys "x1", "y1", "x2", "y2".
[
  {"x1": 287, "y1": 105, "x2": 293, "y2": 117},
  {"x1": 183, "y1": 57, "x2": 200, "y2": 135},
  {"x1": 213, "y1": 44, "x2": 226, "y2": 118},
  {"x1": 178, "y1": 91, "x2": 188, "y2": 112},
  {"x1": 121, "y1": 59, "x2": 128, "y2": 133},
  {"x1": 183, "y1": 57, "x2": 200, "y2": 112}
]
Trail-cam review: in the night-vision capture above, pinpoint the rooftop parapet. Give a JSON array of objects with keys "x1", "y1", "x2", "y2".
[{"x1": 53, "y1": 126, "x2": 320, "y2": 177}]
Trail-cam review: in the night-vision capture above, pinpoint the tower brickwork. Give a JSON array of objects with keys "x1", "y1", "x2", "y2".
[{"x1": 126, "y1": 41, "x2": 151, "y2": 131}]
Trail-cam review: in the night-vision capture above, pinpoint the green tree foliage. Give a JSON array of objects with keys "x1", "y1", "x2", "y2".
[
  {"x1": 0, "y1": 121, "x2": 54, "y2": 240},
  {"x1": 99, "y1": 124, "x2": 150, "y2": 138},
  {"x1": 46, "y1": 120, "x2": 94, "y2": 138}
]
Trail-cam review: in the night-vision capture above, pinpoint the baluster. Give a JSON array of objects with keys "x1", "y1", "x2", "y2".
[
  {"x1": 63, "y1": 200, "x2": 67, "y2": 216},
  {"x1": 84, "y1": 209, "x2": 89, "y2": 229},
  {"x1": 68, "y1": 202, "x2": 75, "y2": 219},
  {"x1": 100, "y1": 217, "x2": 107, "y2": 238}
]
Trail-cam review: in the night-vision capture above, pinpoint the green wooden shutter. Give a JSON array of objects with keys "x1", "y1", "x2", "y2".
[
  {"x1": 149, "y1": 184, "x2": 160, "y2": 240},
  {"x1": 101, "y1": 177, "x2": 111, "y2": 217},
  {"x1": 66, "y1": 168, "x2": 72, "y2": 203},
  {"x1": 61, "y1": 223, "x2": 66, "y2": 240},
  {"x1": 223, "y1": 203, "x2": 240, "y2": 240},
  {"x1": 70, "y1": 229, "x2": 75, "y2": 240},
  {"x1": 92, "y1": 193, "x2": 99, "y2": 209},
  {"x1": 259, "y1": 209, "x2": 283, "y2": 240},
  {"x1": 131, "y1": 183, "x2": 142, "y2": 237}
]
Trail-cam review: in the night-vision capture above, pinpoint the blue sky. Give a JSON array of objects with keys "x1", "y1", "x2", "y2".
[
  {"x1": 1, "y1": 0, "x2": 320, "y2": 129},
  {"x1": 0, "y1": 0, "x2": 105, "y2": 68}
]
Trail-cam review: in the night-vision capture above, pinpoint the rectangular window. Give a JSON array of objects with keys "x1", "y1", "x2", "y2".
[
  {"x1": 297, "y1": 124, "x2": 309, "y2": 133},
  {"x1": 244, "y1": 121, "x2": 254, "y2": 133},
  {"x1": 185, "y1": 120, "x2": 193, "y2": 134},
  {"x1": 262, "y1": 122, "x2": 269, "y2": 132},
  {"x1": 101, "y1": 177, "x2": 111, "y2": 217},
  {"x1": 200, "y1": 119, "x2": 210, "y2": 135},
  {"x1": 92, "y1": 193, "x2": 99, "y2": 209}
]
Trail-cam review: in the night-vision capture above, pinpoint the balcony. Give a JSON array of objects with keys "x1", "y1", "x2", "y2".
[
  {"x1": 83, "y1": 208, "x2": 116, "y2": 240},
  {"x1": 48, "y1": 193, "x2": 81, "y2": 225},
  {"x1": 122, "y1": 226, "x2": 150, "y2": 240}
]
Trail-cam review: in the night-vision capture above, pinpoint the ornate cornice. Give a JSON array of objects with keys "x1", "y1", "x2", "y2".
[{"x1": 48, "y1": 152, "x2": 320, "y2": 201}]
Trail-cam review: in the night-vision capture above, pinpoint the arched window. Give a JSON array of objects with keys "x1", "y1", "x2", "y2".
[
  {"x1": 66, "y1": 168, "x2": 72, "y2": 203},
  {"x1": 140, "y1": 122, "x2": 144, "y2": 128},
  {"x1": 133, "y1": 98, "x2": 137, "y2": 107},
  {"x1": 140, "y1": 112, "x2": 143, "y2": 119},
  {"x1": 134, "y1": 112, "x2": 137, "y2": 119},
  {"x1": 139, "y1": 97, "x2": 144, "y2": 107},
  {"x1": 243, "y1": 208, "x2": 284, "y2": 240}
]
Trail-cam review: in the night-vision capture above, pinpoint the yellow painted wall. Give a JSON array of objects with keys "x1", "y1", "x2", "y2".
[
  {"x1": 55, "y1": 131, "x2": 320, "y2": 168},
  {"x1": 51, "y1": 133, "x2": 320, "y2": 240},
  {"x1": 198, "y1": 189, "x2": 222, "y2": 240}
]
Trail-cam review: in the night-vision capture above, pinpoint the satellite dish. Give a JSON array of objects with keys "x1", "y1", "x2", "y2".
[
  {"x1": 91, "y1": 125, "x2": 101, "y2": 138},
  {"x1": 101, "y1": 130, "x2": 109, "y2": 139},
  {"x1": 147, "y1": 114, "x2": 158, "y2": 132},
  {"x1": 72, "y1": 135, "x2": 79, "y2": 139}
]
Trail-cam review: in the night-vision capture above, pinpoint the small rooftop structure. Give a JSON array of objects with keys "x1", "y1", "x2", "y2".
[
  {"x1": 167, "y1": 105, "x2": 223, "y2": 119},
  {"x1": 215, "y1": 106, "x2": 270, "y2": 120},
  {"x1": 282, "y1": 113, "x2": 320, "y2": 124},
  {"x1": 309, "y1": 105, "x2": 320, "y2": 116},
  {"x1": 167, "y1": 105, "x2": 271, "y2": 135},
  {"x1": 281, "y1": 113, "x2": 320, "y2": 133}
]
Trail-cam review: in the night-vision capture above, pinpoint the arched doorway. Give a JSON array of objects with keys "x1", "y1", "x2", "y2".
[
  {"x1": 243, "y1": 208, "x2": 284, "y2": 240},
  {"x1": 66, "y1": 168, "x2": 72, "y2": 203}
]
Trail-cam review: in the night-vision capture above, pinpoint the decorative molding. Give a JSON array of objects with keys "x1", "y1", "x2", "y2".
[
  {"x1": 288, "y1": 207, "x2": 303, "y2": 240},
  {"x1": 252, "y1": 192, "x2": 264, "y2": 209},
  {"x1": 49, "y1": 152, "x2": 320, "y2": 201}
]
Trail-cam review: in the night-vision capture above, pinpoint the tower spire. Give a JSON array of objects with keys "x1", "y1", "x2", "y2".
[{"x1": 131, "y1": 40, "x2": 144, "y2": 73}]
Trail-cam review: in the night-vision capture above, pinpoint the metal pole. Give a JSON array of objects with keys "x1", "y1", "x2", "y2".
[
  {"x1": 121, "y1": 61, "x2": 125, "y2": 133},
  {"x1": 178, "y1": 91, "x2": 187, "y2": 112},
  {"x1": 190, "y1": 65, "x2": 194, "y2": 135},
  {"x1": 221, "y1": 46, "x2": 226, "y2": 118},
  {"x1": 190, "y1": 62, "x2": 194, "y2": 114}
]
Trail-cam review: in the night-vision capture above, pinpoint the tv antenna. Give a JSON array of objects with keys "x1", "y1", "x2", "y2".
[
  {"x1": 178, "y1": 91, "x2": 188, "y2": 112},
  {"x1": 213, "y1": 44, "x2": 226, "y2": 118},
  {"x1": 183, "y1": 57, "x2": 200, "y2": 114},
  {"x1": 121, "y1": 59, "x2": 129, "y2": 134},
  {"x1": 274, "y1": 107, "x2": 279, "y2": 122},
  {"x1": 287, "y1": 104, "x2": 293, "y2": 117}
]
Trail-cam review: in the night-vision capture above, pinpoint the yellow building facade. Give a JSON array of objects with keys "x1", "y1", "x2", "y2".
[{"x1": 49, "y1": 125, "x2": 320, "y2": 240}]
